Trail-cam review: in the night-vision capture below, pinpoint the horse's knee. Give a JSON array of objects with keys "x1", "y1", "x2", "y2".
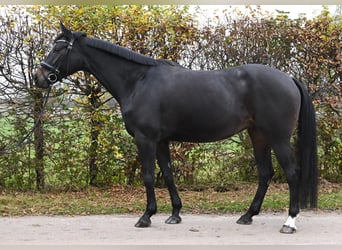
[
  {"x1": 142, "y1": 174, "x2": 155, "y2": 187},
  {"x1": 259, "y1": 172, "x2": 273, "y2": 183}
]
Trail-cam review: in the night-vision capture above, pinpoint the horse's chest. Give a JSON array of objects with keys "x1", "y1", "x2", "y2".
[{"x1": 121, "y1": 103, "x2": 161, "y2": 137}]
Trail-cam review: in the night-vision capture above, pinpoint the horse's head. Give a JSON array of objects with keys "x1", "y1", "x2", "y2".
[{"x1": 34, "y1": 23, "x2": 86, "y2": 88}]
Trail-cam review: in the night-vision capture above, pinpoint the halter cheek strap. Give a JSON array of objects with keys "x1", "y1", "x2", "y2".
[
  {"x1": 40, "y1": 39, "x2": 74, "y2": 84},
  {"x1": 40, "y1": 61, "x2": 60, "y2": 83}
]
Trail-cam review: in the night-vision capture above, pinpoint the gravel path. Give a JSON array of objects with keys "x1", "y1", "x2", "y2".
[{"x1": 0, "y1": 211, "x2": 341, "y2": 245}]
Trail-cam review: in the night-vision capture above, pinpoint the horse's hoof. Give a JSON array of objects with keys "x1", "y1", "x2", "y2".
[
  {"x1": 165, "y1": 215, "x2": 182, "y2": 224},
  {"x1": 134, "y1": 216, "x2": 151, "y2": 228},
  {"x1": 236, "y1": 215, "x2": 253, "y2": 225},
  {"x1": 280, "y1": 225, "x2": 297, "y2": 234}
]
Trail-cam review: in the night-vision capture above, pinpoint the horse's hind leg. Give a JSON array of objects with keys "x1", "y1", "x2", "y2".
[
  {"x1": 237, "y1": 128, "x2": 274, "y2": 225},
  {"x1": 157, "y1": 140, "x2": 182, "y2": 224},
  {"x1": 272, "y1": 142, "x2": 300, "y2": 234}
]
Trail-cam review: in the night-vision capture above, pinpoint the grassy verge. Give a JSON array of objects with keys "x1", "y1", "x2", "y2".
[{"x1": 1, "y1": 182, "x2": 341, "y2": 217}]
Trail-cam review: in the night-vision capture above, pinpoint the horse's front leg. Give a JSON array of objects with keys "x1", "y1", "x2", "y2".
[
  {"x1": 157, "y1": 140, "x2": 182, "y2": 224},
  {"x1": 134, "y1": 133, "x2": 157, "y2": 228}
]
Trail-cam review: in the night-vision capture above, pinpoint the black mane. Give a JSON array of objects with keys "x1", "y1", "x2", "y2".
[{"x1": 85, "y1": 37, "x2": 158, "y2": 66}]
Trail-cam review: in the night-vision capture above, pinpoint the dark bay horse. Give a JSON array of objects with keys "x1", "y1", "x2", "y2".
[{"x1": 34, "y1": 24, "x2": 317, "y2": 234}]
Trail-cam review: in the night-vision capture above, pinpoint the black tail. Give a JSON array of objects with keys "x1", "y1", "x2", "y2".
[{"x1": 292, "y1": 78, "x2": 318, "y2": 208}]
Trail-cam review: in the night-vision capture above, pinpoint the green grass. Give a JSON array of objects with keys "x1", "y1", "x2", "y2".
[{"x1": 1, "y1": 183, "x2": 341, "y2": 217}]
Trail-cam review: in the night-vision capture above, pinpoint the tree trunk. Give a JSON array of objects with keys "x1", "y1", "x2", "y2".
[
  {"x1": 86, "y1": 74, "x2": 102, "y2": 186},
  {"x1": 33, "y1": 91, "x2": 45, "y2": 190},
  {"x1": 89, "y1": 116, "x2": 100, "y2": 186}
]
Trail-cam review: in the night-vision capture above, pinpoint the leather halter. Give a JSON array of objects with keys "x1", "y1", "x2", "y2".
[{"x1": 40, "y1": 38, "x2": 74, "y2": 85}]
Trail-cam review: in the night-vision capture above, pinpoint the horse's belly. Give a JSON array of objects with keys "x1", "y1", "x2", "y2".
[{"x1": 167, "y1": 114, "x2": 252, "y2": 143}]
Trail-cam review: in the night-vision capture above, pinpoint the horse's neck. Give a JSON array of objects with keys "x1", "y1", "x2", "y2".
[{"x1": 82, "y1": 47, "x2": 150, "y2": 105}]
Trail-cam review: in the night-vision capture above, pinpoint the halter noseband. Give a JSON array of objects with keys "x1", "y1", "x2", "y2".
[{"x1": 40, "y1": 39, "x2": 74, "y2": 84}]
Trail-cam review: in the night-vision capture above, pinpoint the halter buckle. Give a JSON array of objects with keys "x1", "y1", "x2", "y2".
[{"x1": 47, "y1": 73, "x2": 59, "y2": 83}]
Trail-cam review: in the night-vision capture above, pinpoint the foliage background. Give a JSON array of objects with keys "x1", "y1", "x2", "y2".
[{"x1": 0, "y1": 5, "x2": 341, "y2": 191}]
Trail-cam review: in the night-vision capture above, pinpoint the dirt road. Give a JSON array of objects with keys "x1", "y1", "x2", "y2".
[{"x1": 0, "y1": 211, "x2": 341, "y2": 245}]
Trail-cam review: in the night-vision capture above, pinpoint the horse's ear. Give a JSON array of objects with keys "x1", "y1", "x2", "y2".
[{"x1": 60, "y1": 22, "x2": 72, "y2": 38}]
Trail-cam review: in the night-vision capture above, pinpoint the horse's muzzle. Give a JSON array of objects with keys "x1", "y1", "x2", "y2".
[{"x1": 33, "y1": 69, "x2": 51, "y2": 89}]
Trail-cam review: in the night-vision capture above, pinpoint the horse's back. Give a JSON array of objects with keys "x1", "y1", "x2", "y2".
[{"x1": 128, "y1": 64, "x2": 301, "y2": 142}]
